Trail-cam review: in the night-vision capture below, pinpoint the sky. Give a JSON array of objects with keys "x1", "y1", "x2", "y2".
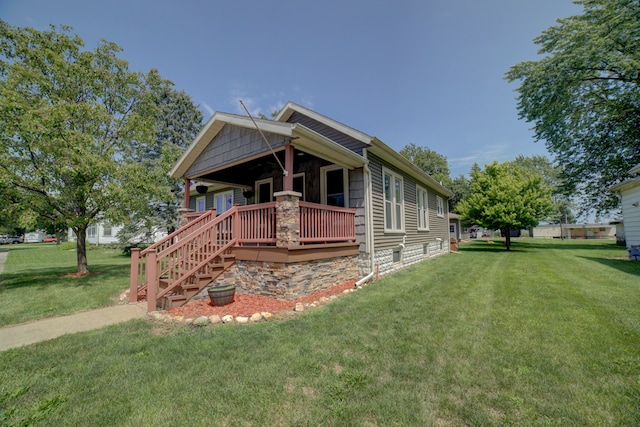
[{"x1": 1, "y1": 0, "x2": 582, "y2": 177}]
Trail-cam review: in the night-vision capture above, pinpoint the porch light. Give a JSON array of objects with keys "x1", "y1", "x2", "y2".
[{"x1": 196, "y1": 185, "x2": 208, "y2": 194}]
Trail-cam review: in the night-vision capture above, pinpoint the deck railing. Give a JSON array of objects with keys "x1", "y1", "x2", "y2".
[
  {"x1": 299, "y1": 201, "x2": 356, "y2": 244},
  {"x1": 129, "y1": 201, "x2": 356, "y2": 309}
]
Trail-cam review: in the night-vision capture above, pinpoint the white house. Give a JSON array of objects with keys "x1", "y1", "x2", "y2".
[{"x1": 610, "y1": 163, "x2": 640, "y2": 259}]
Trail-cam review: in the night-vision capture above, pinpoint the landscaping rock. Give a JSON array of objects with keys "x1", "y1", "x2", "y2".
[
  {"x1": 208, "y1": 314, "x2": 222, "y2": 324},
  {"x1": 236, "y1": 316, "x2": 249, "y2": 324},
  {"x1": 250, "y1": 313, "x2": 262, "y2": 322},
  {"x1": 222, "y1": 314, "x2": 234, "y2": 323},
  {"x1": 193, "y1": 316, "x2": 209, "y2": 326},
  {"x1": 295, "y1": 302, "x2": 305, "y2": 312},
  {"x1": 261, "y1": 312, "x2": 273, "y2": 320}
]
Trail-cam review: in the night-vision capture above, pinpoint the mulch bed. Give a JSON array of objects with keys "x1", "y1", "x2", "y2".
[{"x1": 164, "y1": 280, "x2": 358, "y2": 318}]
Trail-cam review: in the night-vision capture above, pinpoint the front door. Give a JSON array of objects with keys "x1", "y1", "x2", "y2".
[
  {"x1": 255, "y1": 178, "x2": 273, "y2": 204},
  {"x1": 321, "y1": 166, "x2": 348, "y2": 207}
]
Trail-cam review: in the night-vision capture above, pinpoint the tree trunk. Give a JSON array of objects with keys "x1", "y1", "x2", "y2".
[
  {"x1": 503, "y1": 228, "x2": 512, "y2": 251},
  {"x1": 74, "y1": 226, "x2": 89, "y2": 273}
]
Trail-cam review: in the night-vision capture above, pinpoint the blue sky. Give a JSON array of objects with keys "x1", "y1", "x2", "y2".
[{"x1": 1, "y1": 0, "x2": 581, "y2": 177}]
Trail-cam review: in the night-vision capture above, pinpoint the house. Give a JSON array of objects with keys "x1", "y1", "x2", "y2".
[
  {"x1": 449, "y1": 213, "x2": 470, "y2": 241},
  {"x1": 610, "y1": 163, "x2": 640, "y2": 259},
  {"x1": 531, "y1": 224, "x2": 616, "y2": 240},
  {"x1": 130, "y1": 102, "x2": 453, "y2": 311},
  {"x1": 68, "y1": 222, "x2": 122, "y2": 245}
]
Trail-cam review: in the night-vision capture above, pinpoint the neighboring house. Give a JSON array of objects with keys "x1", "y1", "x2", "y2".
[
  {"x1": 449, "y1": 213, "x2": 470, "y2": 241},
  {"x1": 131, "y1": 102, "x2": 453, "y2": 311},
  {"x1": 68, "y1": 222, "x2": 123, "y2": 245},
  {"x1": 610, "y1": 163, "x2": 640, "y2": 258},
  {"x1": 531, "y1": 223, "x2": 616, "y2": 240},
  {"x1": 68, "y1": 222, "x2": 168, "y2": 245}
]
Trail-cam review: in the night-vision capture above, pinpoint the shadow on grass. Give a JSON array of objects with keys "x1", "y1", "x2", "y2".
[
  {"x1": 460, "y1": 238, "x2": 623, "y2": 254},
  {"x1": 458, "y1": 240, "x2": 530, "y2": 253},
  {"x1": 579, "y1": 256, "x2": 640, "y2": 277},
  {"x1": 0, "y1": 263, "x2": 129, "y2": 291}
]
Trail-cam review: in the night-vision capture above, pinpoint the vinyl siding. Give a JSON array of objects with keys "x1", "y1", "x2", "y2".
[
  {"x1": 286, "y1": 111, "x2": 370, "y2": 155},
  {"x1": 187, "y1": 124, "x2": 288, "y2": 176},
  {"x1": 621, "y1": 184, "x2": 640, "y2": 247},
  {"x1": 368, "y1": 152, "x2": 449, "y2": 252}
]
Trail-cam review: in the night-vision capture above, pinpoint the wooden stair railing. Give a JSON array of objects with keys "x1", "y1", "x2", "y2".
[{"x1": 130, "y1": 206, "x2": 239, "y2": 312}]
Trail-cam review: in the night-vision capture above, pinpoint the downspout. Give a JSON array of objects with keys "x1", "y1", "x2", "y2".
[{"x1": 356, "y1": 155, "x2": 376, "y2": 288}]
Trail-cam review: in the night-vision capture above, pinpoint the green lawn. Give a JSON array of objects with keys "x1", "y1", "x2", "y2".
[
  {"x1": 0, "y1": 243, "x2": 131, "y2": 326},
  {"x1": 1, "y1": 239, "x2": 639, "y2": 426}
]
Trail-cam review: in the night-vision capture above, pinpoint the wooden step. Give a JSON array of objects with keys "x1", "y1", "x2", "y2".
[{"x1": 159, "y1": 294, "x2": 187, "y2": 311}]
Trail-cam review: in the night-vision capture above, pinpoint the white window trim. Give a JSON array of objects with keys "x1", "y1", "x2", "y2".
[
  {"x1": 213, "y1": 190, "x2": 234, "y2": 214},
  {"x1": 255, "y1": 178, "x2": 273, "y2": 204},
  {"x1": 383, "y1": 167, "x2": 405, "y2": 233},
  {"x1": 436, "y1": 195, "x2": 445, "y2": 218},
  {"x1": 196, "y1": 195, "x2": 206, "y2": 212},
  {"x1": 417, "y1": 185, "x2": 429, "y2": 231},
  {"x1": 320, "y1": 165, "x2": 349, "y2": 207},
  {"x1": 293, "y1": 172, "x2": 305, "y2": 201}
]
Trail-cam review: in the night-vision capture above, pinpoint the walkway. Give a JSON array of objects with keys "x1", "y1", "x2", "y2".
[{"x1": 0, "y1": 249, "x2": 148, "y2": 352}]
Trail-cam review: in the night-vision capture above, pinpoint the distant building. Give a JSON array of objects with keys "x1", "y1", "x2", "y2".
[{"x1": 531, "y1": 224, "x2": 616, "y2": 239}]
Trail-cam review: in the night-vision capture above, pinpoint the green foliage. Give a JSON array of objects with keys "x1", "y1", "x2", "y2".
[
  {"x1": 506, "y1": 0, "x2": 640, "y2": 214},
  {"x1": 399, "y1": 143, "x2": 451, "y2": 186},
  {"x1": 448, "y1": 174, "x2": 471, "y2": 212},
  {"x1": 0, "y1": 22, "x2": 180, "y2": 272},
  {"x1": 457, "y1": 161, "x2": 555, "y2": 249}
]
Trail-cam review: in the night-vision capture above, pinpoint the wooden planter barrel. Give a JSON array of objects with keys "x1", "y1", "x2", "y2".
[{"x1": 207, "y1": 285, "x2": 236, "y2": 306}]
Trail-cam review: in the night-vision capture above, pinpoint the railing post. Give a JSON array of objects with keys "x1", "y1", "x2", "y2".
[
  {"x1": 146, "y1": 250, "x2": 158, "y2": 312},
  {"x1": 274, "y1": 190, "x2": 301, "y2": 248},
  {"x1": 129, "y1": 248, "x2": 140, "y2": 304}
]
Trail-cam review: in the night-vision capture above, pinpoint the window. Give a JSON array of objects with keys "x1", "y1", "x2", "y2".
[
  {"x1": 214, "y1": 190, "x2": 234, "y2": 214},
  {"x1": 255, "y1": 178, "x2": 273, "y2": 204},
  {"x1": 417, "y1": 186, "x2": 429, "y2": 230},
  {"x1": 293, "y1": 173, "x2": 305, "y2": 201},
  {"x1": 103, "y1": 223, "x2": 112, "y2": 237},
  {"x1": 196, "y1": 196, "x2": 206, "y2": 212},
  {"x1": 321, "y1": 166, "x2": 348, "y2": 207},
  {"x1": 449, "y1": 225, "x2": 455, "y2": 233},
  {"x1": 436, "y1": 196, "x2": 445, "y2": 218},
  {"x1": 87, "y1": 225, "x2": 97, "y2": 238},
  {"x1": 383, "y1": 168, "x2": 404, "y2": 232}
]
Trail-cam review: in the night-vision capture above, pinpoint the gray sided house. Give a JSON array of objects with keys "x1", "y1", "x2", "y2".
[{"x1": 130, "y1": 102, "x2": 453, "y2": 311}]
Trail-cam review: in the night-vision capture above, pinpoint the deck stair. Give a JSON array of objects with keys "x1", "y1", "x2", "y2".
[{"x1": 157, "y1": 254, "x2": 235, "y2": 310}]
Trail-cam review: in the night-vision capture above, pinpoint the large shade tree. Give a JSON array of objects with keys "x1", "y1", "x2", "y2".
[
  {"x1": 506, "y1": 0, "x2": 640, "y2": 215},
  {"x1": 0, "y1": 22, "x2": 175, "y2": 273},
  {"x1": 117, "y1": 71, "x2": 203, "y2": 245},
  {"x1": 456, "y1": 161, "x2": 555, "y2": 250}
]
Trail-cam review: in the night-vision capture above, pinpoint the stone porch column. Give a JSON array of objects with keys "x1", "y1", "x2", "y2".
[
  {"x1": 274, "y1": 190, "x2": 302, "y2": 248},
  {"x1": 177, "y1": 207, "x2": 194, "y2": 228}
]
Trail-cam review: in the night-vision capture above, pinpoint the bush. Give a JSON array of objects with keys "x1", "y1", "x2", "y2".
[{"x1": 56, "y1": 241, "x2": 76, "y2": 251}]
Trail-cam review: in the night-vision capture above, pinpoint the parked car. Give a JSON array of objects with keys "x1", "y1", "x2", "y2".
[
  {"x1": 44, "y1": 235, "x2": 57, "y2": 243},
  {"x1": 5, "y1": 235, "x2": 23, "y2": 244}
]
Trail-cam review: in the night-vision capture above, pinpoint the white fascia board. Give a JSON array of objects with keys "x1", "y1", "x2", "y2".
[
  {"x1": 276, "y1": 102, "x2": 373, "y2": 146},
  {"x1": 291, "y1": 124, "x2": 367, "y2": 169},
  {"x1": 170, "y1": 112, "x2": 293, "y2": 179},
  {"x1": 610, "y1": 177, "x2": 640, "y2": 193},
  {"x1": 629, "y1": 163, "x2": 640, "y2": 176},
  {"x1": 367, "y1": 138, "x2": 454, "y2": 197}
]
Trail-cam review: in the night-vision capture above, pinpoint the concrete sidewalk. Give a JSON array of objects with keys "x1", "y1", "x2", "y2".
[
  {"x1": 0, "y1": 248, "x2": 148, "y2": 352},
  {"x1": 0, "y1": 303, "x2": 148, "y2": 352}
]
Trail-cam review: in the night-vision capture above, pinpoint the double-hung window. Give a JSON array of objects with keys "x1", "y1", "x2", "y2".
[
  {"x1": 383, "y1": 168, "x2": 404, "y2": 232},
  {"x1": 436, "y1": 196, "x2": 445, "y2": 217},
  {"x1": 417, "y1": 186, "x2": 429, "y2": 230}
]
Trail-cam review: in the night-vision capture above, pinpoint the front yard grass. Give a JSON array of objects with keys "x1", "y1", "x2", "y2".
[
  {"x1": 0, "y1": 244, "x2": 130, "y2": 327},
  {"x1": 1, "y1": 239, "x2": 639, "y2": 425}
]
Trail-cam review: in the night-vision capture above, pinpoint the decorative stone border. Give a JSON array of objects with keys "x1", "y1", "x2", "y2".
[{"x1": 145, "y1": 286, "x2": 364, "y2": 326}]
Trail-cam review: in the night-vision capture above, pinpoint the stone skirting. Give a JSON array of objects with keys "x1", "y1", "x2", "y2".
[
  {"x1": 374, "y1": 240, "x2": 449, "y2": 277},
  {"x1": 207, "y1": 254, "x2": 360, "y2": 300}
]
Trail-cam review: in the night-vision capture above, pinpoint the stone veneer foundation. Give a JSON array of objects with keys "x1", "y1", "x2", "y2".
[
  {"x1": 374, "y1": 240, "x2": 449, "y2": 277},
  {"x1": 209, "y1": 254, "x2": 360, "y2": 300}
]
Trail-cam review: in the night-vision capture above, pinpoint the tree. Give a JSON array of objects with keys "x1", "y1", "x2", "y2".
[
  {"x1": 456, "y1": 161, "x2": 555, "y2": 250},
  {"x1": 117, "y1": 71, "x2": 203, "y2": 245},
  {"x1": 506, "y1": 0, "x2": 640, "y2": 215},
  {"x1": 511, "y1": 155, "x2": 576, "y2": 223},
  {"x1": 399, "y1": 143, "x2": 451, "y2": 186},
  {"x1": 0, "y1": 22, "x2": 171, "y2": 273},
  {"x1": 448, "y1": 174, "x2": 471, "y2": 212}
]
